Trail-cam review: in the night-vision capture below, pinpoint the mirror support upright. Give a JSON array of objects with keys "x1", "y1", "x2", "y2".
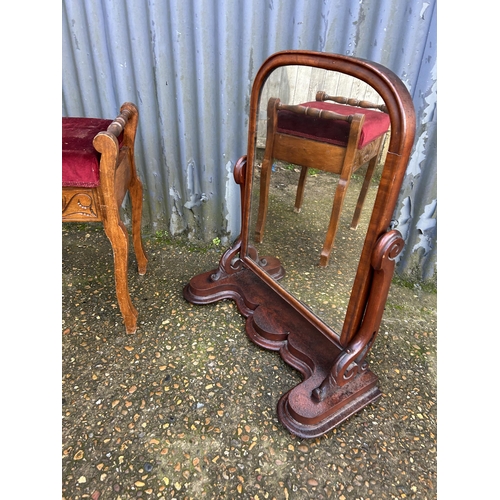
[{"x1": 184, "y1": 51, "x2": 416, "y2": 438}]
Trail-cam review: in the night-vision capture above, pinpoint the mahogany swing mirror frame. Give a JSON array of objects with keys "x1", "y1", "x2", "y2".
[{"x1": 184, "y1": 50, "x2": 416, "y2": 438}]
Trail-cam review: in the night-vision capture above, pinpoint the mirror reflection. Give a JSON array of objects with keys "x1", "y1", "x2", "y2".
[{"x1": 248, "y1": 66, "x2": 390, "y2": 332}]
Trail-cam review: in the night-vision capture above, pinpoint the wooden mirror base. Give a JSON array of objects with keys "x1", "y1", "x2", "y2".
[
  {"x1": 184, "y1": 247, "x2": 382, "y2": 439},
  {"x1": 184, "y1": 151, "x2": 405, "y2": 439}
]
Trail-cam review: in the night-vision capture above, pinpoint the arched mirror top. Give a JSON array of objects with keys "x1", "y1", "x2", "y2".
[{"x1": 245, "y1": 51, "x2": 415, "y2": 168}]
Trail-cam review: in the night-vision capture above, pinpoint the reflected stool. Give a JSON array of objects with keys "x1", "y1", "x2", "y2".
[{"x1": 255, "y1": 91, "x2": 390, "y2": 267}]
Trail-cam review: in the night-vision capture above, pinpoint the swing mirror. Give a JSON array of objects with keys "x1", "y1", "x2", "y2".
[{"x1": 185, "y1": 51, "x2": 416, "y2": 438}]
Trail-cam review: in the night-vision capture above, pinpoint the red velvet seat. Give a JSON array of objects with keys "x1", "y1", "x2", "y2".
[
  {"x1": 276, "y1": 101, "x2": 390, "y2": 148},
  {"x1": 62, "y1": 118, "x2": 122, "y2": 188},
  {"x1": 62, "y1": 104, "x2": 148, "y2": 333},
  {"x1": 255, "y1": 92, "x2": 390, "y2": 267}
]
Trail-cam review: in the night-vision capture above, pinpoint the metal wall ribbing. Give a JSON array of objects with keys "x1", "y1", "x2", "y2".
[{"x1": 62, "y1": 0, "x2": 437, "y2": 279}]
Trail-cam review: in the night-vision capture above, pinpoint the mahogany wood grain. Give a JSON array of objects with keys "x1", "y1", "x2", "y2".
[{"x1": 185, "y1": 51, "x2": 416, "y2": 438}]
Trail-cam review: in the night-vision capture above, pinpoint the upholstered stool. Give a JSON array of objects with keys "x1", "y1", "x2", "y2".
[
  {"x1": 62, "y1": 102, "x2": 148, "y2": 333},
  {"x1": 255, "y1": 92, "x2": 390, "y2": 267}
]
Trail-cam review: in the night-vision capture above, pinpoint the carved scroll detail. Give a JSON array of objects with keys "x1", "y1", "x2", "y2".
[
  {"x1": 210, "y1": 238, "x2": 244, "y2": 282},
  {"x1": 210, "y1": 154, "x2": 276, "y2": 281},
  {"x1": 313, "y1": 230, "x2": 404, "y2": 402},
  {"x1": 209, "y1": 155, "x2": 249, "y2": 282},
  {"x1": 62, "y1": 192, "x2": 98, "y2": 219}
]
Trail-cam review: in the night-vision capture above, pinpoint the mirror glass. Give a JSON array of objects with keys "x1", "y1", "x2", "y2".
[{"x1": 247, "y1": 65, "x2": 390, "y2": 333}]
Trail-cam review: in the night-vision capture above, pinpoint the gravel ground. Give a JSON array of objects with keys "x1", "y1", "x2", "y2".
[{"x1": 62, "y1": 210, "x2": 437, "y2": 499}]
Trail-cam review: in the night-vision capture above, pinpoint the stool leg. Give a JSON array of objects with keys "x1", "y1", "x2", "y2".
[
  {"x1": 319, "y1": 177, "x2": 351, "y2": 267},
  {"x1": 129, "y1": 176, "x2": 148, "y2": 275},
  {"x1": 255, "y1": 155, "x2": 273, "y2": 243},
  {"x1": 256, "y1": 99, "x2": 280, "y2": 243},
  {"x1": 350, "y1": 156, "x2": 377, "y2": 230},
  {"x1": 294, "y1": 166, "x2": 308, "y2": 213},
  {"x1": 103, "y1": 219, "x2": 138, "y2": 334}
]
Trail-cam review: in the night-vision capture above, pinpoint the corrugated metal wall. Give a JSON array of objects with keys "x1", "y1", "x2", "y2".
[{"x1": 62, "y1": 0, "x2": 437, "y2": 280}]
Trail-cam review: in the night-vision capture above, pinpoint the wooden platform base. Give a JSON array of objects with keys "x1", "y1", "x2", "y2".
[{"x1": 184, "y1": 258, "x2": 381, "y2": 438}]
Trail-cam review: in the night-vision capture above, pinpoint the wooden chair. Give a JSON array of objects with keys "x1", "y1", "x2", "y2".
[
  {"x1": 255, "y1": 91, "x2": 390, "y2": 267},
  {"x1": 62, "y1": 102, "x2": 148, "y2": 333}
]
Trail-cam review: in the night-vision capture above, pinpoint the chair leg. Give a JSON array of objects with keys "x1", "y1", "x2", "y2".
[
  {"x1": 350, "y1": 156, "x2": 377, "y2": 230},
  {"x1": 294, "y1": 166, "x2": 308, "y2": 213},
  {"x1": 319, "y1": 177, "x2": 351, "y2": 267},
  {"x1": 103, "y1": 218, "x2": 138, "y2": 334},
  {"x1": 255, "y1": 155, "x2": 273, "y2": 243},
  {"x1": 129, "y1": 177, "x2": 148, "y2": 275}
]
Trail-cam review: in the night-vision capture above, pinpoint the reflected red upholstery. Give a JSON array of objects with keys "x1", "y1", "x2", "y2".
[
  {"x1": 277, "y1": 101, "x2": 390, "y2": 148},
  {"x1": 62, "y1": 118, "x2": 122, "y2": 188}
]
